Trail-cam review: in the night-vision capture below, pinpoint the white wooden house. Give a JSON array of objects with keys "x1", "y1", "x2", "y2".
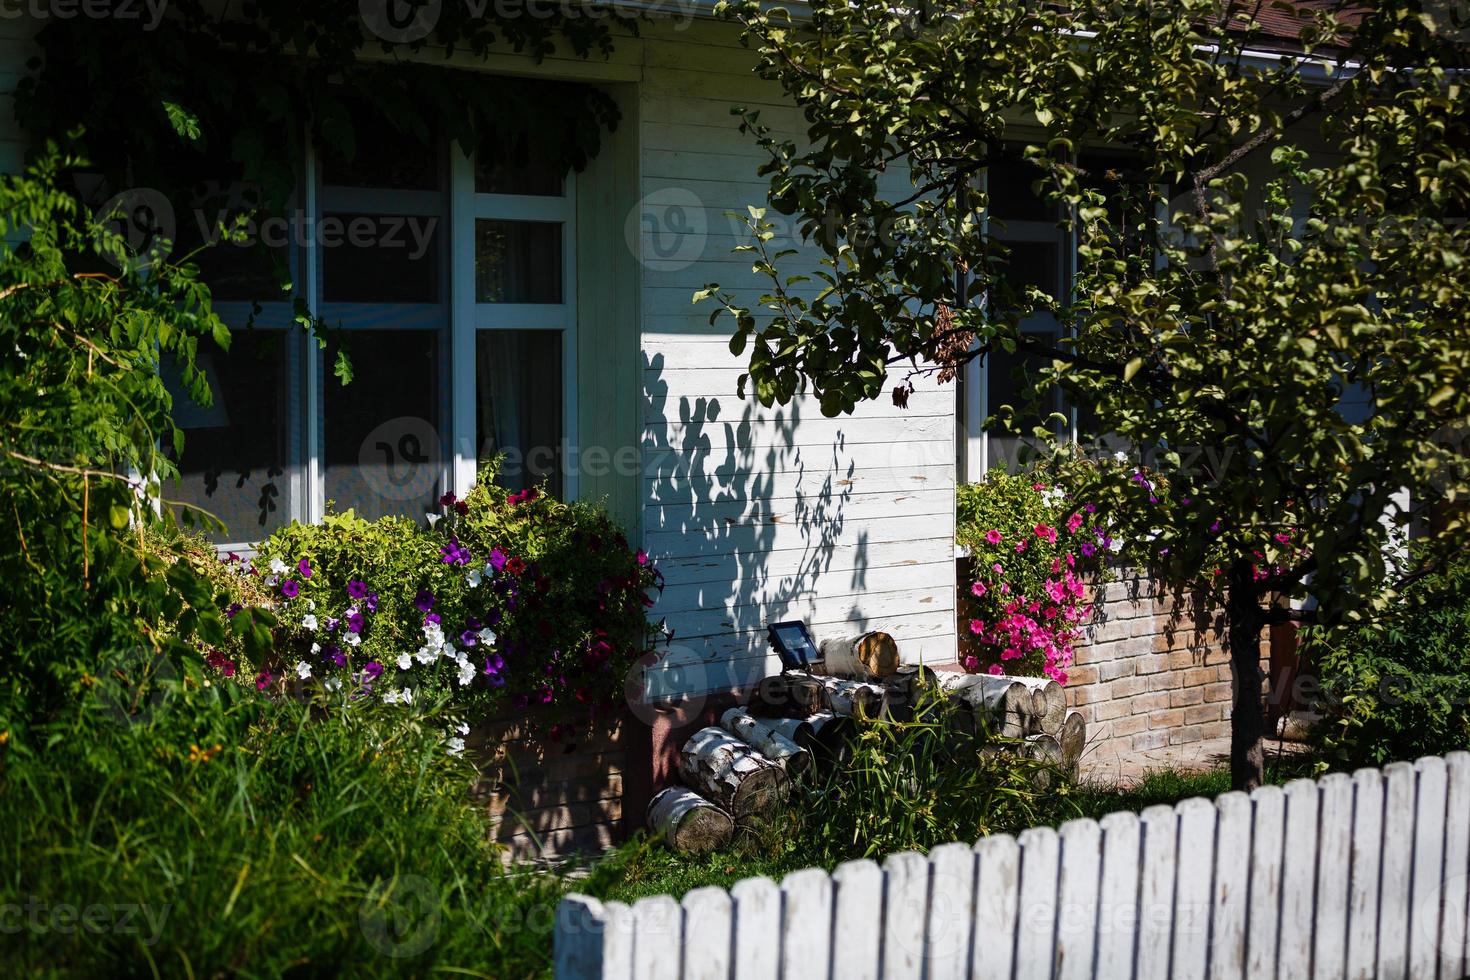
[{"x1": 0, "y1": 11, "x2": 959, "y2": 703}]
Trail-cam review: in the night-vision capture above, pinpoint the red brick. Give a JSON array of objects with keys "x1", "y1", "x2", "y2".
[
  {"x1": 1185, "y1": 703, "x2": 1224, "y2": 725},
  {"x1": 1129, "y1": 730, "x2": 1170, "y2": 751},
  {"x1": 1170, "y1": 687, "x2": 1205, "y2": 708},
  {"x1": 1147, "y1": 708, "x2": 1186, "y2": 730},
  {"x1": 1147, "y1": 671, "x2": 1183, "y2": 692},
  {"x1": 1111, "y1": 715, "x2": 1149, "y2": 737},
  {"x1": 1203, "y1": 682, "x2": 1233, "y2": 703}
]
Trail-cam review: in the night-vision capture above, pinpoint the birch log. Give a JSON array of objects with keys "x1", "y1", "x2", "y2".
[
  {"x1": 721, "y1": 707, "x2": 812, "y2": 777},
  {"x1": 937, "y1": 673, "x2": 1033, "y2": 738},
  {"x1": 804, "y1": 712, "x2": 855, "y2": 770},
  {"x1": 1011, "y1": 677, "x2": 1067, "y2": 735},
  {"x1": 752, "y1": 673, "x2": 825, "y2": 717},
  {"x1": 1024, "y1": 733, "x2": 1064, "y2": 790},
  {"x1": 815, "y1": 631, "x2": 900, "y2": 681},
  {"x1": 1058, "y1": 709, "x2": 1086, "y2": 770},
  {"x1": 646, "y1": 787, "x2": 734, "y2": 854},
  {"x1": 678, "y1": 727, "x2": 789, "y2": 821},
  {"x1": 881, "y1": 664, "x2": 939, "y2": 721},
  {"x1": 817, "y1": 676, "x2": 886, "y2": 719}
]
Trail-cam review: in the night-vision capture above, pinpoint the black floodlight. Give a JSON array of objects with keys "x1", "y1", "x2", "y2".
[{"x1": 767, "y1": 620, "x2": 822, "y2": 673}]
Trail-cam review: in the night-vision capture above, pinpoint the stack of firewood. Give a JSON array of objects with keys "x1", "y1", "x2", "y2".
[{"x1": 646, "y1": 630, "x2": 1088, "y2": 853}]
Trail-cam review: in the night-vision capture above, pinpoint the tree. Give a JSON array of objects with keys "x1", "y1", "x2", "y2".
[{"x1": 701, "y1": 0, "x2": 1470, "y2": 789}]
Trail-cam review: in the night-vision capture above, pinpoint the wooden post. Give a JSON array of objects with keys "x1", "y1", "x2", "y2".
[
  {"x1": 646, "y1": 787, "x2": 734, "y2": 854},
  {"x1": 815, "y1": 631, "x2": 900, "y2": 680},
  {"x1": 721, "y1": 707, "x2": 812, "y2": 776},
  {"x1": 678, "y1": 727, "x2": 789, "y2": 822}
]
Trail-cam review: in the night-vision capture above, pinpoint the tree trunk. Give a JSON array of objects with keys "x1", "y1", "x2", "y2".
[
  {"x1": 815, "y1": 631, "x2": 900, "y2": 680},
  {"x1": 646, "y1": 787, "x2": 734, "y2": 853},
  {"x1": 1227, "y1": 562, "x2": 1267, "y2": 791},
  {"x1": 678, "y1": 727, "x2": 790, "y2": 822},
  {"x1": 720, "y1": 707, "x2": 812, "y2": 776}
]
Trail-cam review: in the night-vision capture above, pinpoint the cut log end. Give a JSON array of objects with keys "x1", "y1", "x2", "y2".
[{"x1": 646, "y1": 787, "x2": 734, "y2": 854}]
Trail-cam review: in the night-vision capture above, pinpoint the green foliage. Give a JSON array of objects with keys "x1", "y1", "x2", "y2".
[
  {"x1": 955, "y1": 472, "x2": 1112, "y2": 680},
  {"x1": 1306, "y1": 554, "x2": 1470, "y2": 768},
  {"x1": 795, "y1": 696, "x2": 1075, "y2": 863},
  {"x1": 0, "y1": 149, "x2": 269, "y2": 730},
  {"x1": 0, "y1": 683, "x2": 563, "y2": 976},
  {"x1": 228, "y1": 465, "x2": 663, "y2": 726},
  {"x1": 703, "y1": 0, "x2": 1470, "y2": 642}
]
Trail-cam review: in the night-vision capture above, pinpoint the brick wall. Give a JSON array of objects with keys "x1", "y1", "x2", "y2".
[
  {"x1": 468, "y1": 710, "x2": 627, "y2": 863},
  {"x1": 1066, "y1": 568, "x2": 1270, "y2": 761}
]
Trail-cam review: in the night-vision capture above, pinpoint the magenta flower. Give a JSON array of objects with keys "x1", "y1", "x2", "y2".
[
  {"x1": 488, "y1": 548, "x2": 507, "y2": 573},
  {"x1": 346, "y1": 612, "x2": 366, "y2": 635},
  {"x1": 987, "y1": 663, "x2": 1004, "y2": 676},
  {"x1": 254, "y1": 670, "x2": 273, "y2": 690},
  {"x1": 969, "y1": 618, "x2": 984, "y2": 635},
  {"x1": 984, "y1": 529, "x2": 1003, "y2": 545},
  {"x1": 297, "y1": 558, "x2": 312, "y2": 579},
  {"x1": 1034, "y1": 523, "x2": 1057, "y2": 544},
  {"x1": 1066, "y1": 512, "x2": 1085, "y2": 534},
  {"x1": 636, "y1": 548, "x2": 650, "y2": 566},
  {"x1": 971, "y1": 581, "x2": 987, "y2": 598}
]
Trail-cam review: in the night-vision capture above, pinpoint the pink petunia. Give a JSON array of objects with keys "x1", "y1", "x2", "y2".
[
  {"x1": 984, "y1": 529, "x2": 1003, "y2": 545},
  {"x1": 1067, "y1": 512, "x2": 1085, "y2": 534},
  {"x1": 1034, "y1": 523, "x2": 1057, "y2": 544},
  {"x1": 987, "y1": 663, "x2": 1004, "y2": 676},
  {"x1": 969, "y1": 618, "x2": 984, "y2": 635},
  {"x1": 971, "y1": 581, "x2": 988, "y2": 598}
]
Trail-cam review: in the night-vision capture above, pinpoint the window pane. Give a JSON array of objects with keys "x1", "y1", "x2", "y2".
[
  {"x1": 476, "y1": 157, "x2": 564, "y2": 196},
  {"x1": 475, "y1": 220, "x2": 561, "y2": 303},
  {"x1": 324, "y1": 330, "x2": 442, "y2": 521},
  {"x1": 163, "y1": 331, "x2": 294, "y2": 543},
  {"x1": 987, "y1": 330, "x2": 1066, "y2": 468},
  {"x1": 1002, "y1": 240, "x2": 1064, "y2": 303},
  {"x1": 476, "y1": 331, "x2": 562, "y2": 499},
  {"x1": 321, "y1": 212, "x2": 441, "y2": 304},
  {"x1": 319, "y1": 104, "x2": 438, "y2": 191},
  {"x1": 987, "y1": 153, "x2": 1059, "y2": 223},
  {"x1": 176, "y1": 183, "x2": 289, "y2": 304}
]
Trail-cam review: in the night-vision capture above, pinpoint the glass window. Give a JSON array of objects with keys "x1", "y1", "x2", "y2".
[
  {"x1": 321, "y1": 212, "x2": 441, "y2": 304},
  {"x1": 162, "y1": 331, "x2": 295, "y2": 542},
  {"x1": 986, "y1": 330, "x2": 1067, "y2": 469},
  {"x1": 475, "y1": 220, "x2": 562, "y2": 303},
  {"x1": 476, "y1": 157, "x2": 564, "y2": 197},
  {"x1": 323, "y1": 330, "x2": 443, "y2": 521},
  {"x1": 476, "y1": 331, "x2": 563, "y2": 498}
]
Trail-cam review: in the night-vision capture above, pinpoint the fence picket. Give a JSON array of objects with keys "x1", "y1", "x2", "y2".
[
  {"x1": 1279, "y1": 779, "x2": 1321, "y2": 980},
  {"x1": 551, "y1": 753, "x2": 1470, "y2": 980},
  {"x1": 1346, "y1": 767, "x2": 1385, "y2": 980},
  {"x1": 780, "y1": 867, "x2": 833, "y2": 980},
  {"x1": 1137, "y1": 805, "x2": 1179, "y2": 980},
  {"x1": 972, "y1": 833, "x2": 1022, "y2": 980},
  {"x1": 1172, "y1": 797, "x2": 1218, "y2": 980},
  {"x1": 632, "y1": 896, "x2": 682, "y2": 980},
  {"x1": 882, "y1": 850, "x2": 930, "y2": 980},
  {"x1": 830, "y1": 859, "x2": 883, "y2": 980},
  {"x1": 927, "y1": 842, "x2": 977, "y2": 980},
  {"x1": 1015, "y1": 826, "x2": 1062, "y2": 980},
  {"x1": 1209, "y1": 791, "x2": 1252, "y2": 980},
  {"x1": 1095, "y1": 810, "x2": 1143, "y2": 980},
  {"x1": 1313, "y1": 773, "x2": 1354, "y2": 980},
  {"x1": 1056, "y1": 819, "x2": 1102, "y2": 980},
  {"x1": 1409, "y1": 756, "x2": 1448, "y2": 980},
  {"x1": 1442, "y1": 752, "x2": 1470, "y2": 980},
  {"x1": 1378, "y1": 761, "x2": 1417, "y2": 980},
  {"x1": 680, "y1": 888, "x2": 733, "y2": 980},
  {"x1": 731, "y1": 876, "x2": 781, "y2": 980}
]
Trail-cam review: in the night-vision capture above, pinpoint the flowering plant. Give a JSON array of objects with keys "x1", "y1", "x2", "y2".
[
  {"x1": 955, "y1": 472, "x2": 1114, "y2": 682},
  {"x1": 201, "y1": 464, "x2": 662, "y2": 737}
]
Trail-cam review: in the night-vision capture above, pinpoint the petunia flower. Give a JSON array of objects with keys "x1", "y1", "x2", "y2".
[
  {"x1": 397, "y1": 652, "x2": 412, "y2": 670},
  {"x1": 280, "y1": 579, "x2": 299, "y2": 599},
  {"x1": 346, "y1": 612, "x2": 366, "y2": 635},
  {"x1": 984, "y1": 529, "x2": 1003, "y2": 545},
  {"x1": 363, "y1": 661, "x2": 383, "y2": 681},
  {"x1": 254, "y1": 670, "x2": 273, "y2": 690},
  {"x1": 488, "y1": 548, "x2": 507, "y2": 572},
  {"x1": 294, "y1": 661, "x2": 312, "y2": 679},
  {"x1": 971, "y1": 581, "x2": 988, "y2": 598},
  {"x1": 414, "y1": 589, "x2": 435, "y2": 612},
  {"x1": 347, "y1": 579, "x2": 369, "y2": 600},
  {"x1": 297, "y1": 558, "x2": 312, "y2": 579}
]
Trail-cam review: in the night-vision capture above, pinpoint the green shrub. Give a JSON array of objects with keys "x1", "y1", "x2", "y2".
[
  {"x1": 955, "y1": 471, "x2": 1110, "y2": 682},
  {"x1": 210, "y1": 464, "x2": 664, "y2": 729},
  {"x1": 793, "y1": 694, "x2": 1075, "y2": 863},
  {"x1": 0, "y1": 684, "x2": 565, "y2": 977},
  {"x1": 1306, "y1": 555, "x2": 1470, "y2": 768}
]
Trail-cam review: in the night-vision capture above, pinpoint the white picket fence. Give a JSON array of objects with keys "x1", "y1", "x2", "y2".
[{"x1": 554, "y1": 752, "x2": 1470, "y2": 980}]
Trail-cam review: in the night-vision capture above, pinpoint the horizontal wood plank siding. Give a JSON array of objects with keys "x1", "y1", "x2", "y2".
[{"x1": 636, "y1": 22, "x2": 956, "y2": 695}]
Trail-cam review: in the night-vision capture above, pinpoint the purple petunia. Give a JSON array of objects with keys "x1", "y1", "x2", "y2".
[
  {"x1": 225, "y1": 603, "x2": 243, "y2": 619},
  {"x1": 488, "y1": 548, "x2": 507, "y2": 573},
  {"x1": 324, "y1": 644, "x2": 346, "y2": 668},
  {"x1": 298, "y1": 558, "x2": 313, "y2": 580},
  {"x1": 424, "y1": 612, "x2": 441, "y2": 626},
  {"x1": 364, "y1": 592, "x2": 379, "y2": 613},
  {"x1": 280, "y1": 579, "x2": 299, "y2": 599},
  {"x1": 414, "y1": 589, "x2": 435, "y2": 612},
  {"x1": 347, "y1": 579, "x2": 369, "y2": 600},
  {"x1": 363, "y1": 661, "x2": 383, "y2": 681},
  {"x1": 461, "y1": 630, "x2": 479, "y2": 648},
  {"x1": 346, "y1": 612, "x2": 366, "y2": 634},
  {"x1": 440, "y1": 537, "x2": 472, "y2": 566}
]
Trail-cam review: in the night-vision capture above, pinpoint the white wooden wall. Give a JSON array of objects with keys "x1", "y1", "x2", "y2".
[
  {"x1": 634, "y1": 22, "x2": 957, "y2": 699},
  {"x1": 556, "y1": 752, "x2": 1470, "y2": 980}
]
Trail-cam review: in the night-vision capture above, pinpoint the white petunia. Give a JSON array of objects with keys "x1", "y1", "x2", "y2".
[
  {"x1": 425, "y1": 512, "x2": 441, "y2": 527},
  {"x1": 397, "y1": 652, "x2": 413, "y2": 670},
  {"x1": 477, "y1": 628, "x2": 497, "y2": 646},
  {"x1": 301, "y1": 614, "x2": 318, "y2": 631},
  {"x1": 1109, "y1": 537, "x2": 1125, "y2": 553},
  {"x1": 455, "y1": 721, "x2": 470, "y2": 736},
  {"x1": 382, "y1": 688, "x2": 400, "y2": 705},
  {"x1": 446, "y1": 737, "x2": 465, "y2": 757},
  {"x1": 441, "y1": 641, "x2": 458, "y2": 661},
  {"x1": 325, "y1": 676, "x2": 342, "y2": 692},
  {"x1": 399, "y1": 687, "x2": 414, "y2": 704},
  {"x1": 344, "y1": 632, "x2": 362, "y2": 647},
  {"x1": 1113, "y1": 450, "x2": 1129, "y2": 464},
  {"x1": 414, "y1": 645, "x2": 437, "y2": 665},
  {"x1": 456, "y1": 658, "x2": 475, "y2": 687},
  {"x1": 310, "y1": 641, "x2": 321, "y2": 655},
  {"x1": 268, "y1": 557, "x2": 289, "y2": 575},
  {"x1": 466, "y1": 568, "x2": 482, "y2": 588},
  {"x1": 294, "y1": 660, "x2": 312, "y2": 679}
]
